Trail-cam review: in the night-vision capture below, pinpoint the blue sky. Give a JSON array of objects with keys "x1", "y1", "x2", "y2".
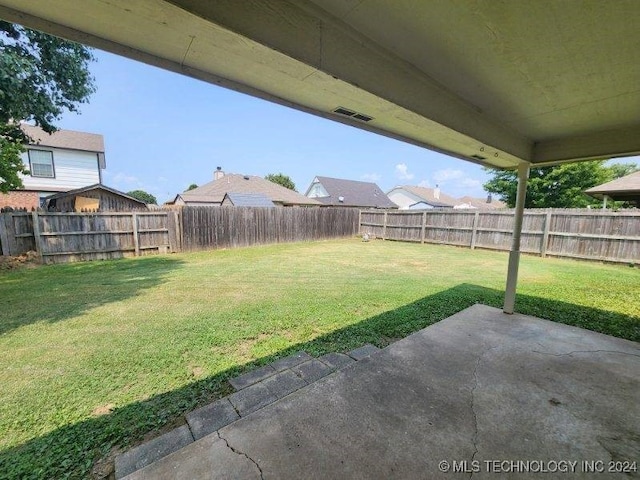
[
  {"x1": 56, "y1": 50, "x2": 636, "y2": 204},
  {"x1": 54, "y1": 50, "x2": 492, "y2": 204}
]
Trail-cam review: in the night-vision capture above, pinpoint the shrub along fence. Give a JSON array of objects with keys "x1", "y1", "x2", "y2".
[
  {"x1": 359, "y1": 209, "x2": 640, "y2": 264},
  {"x1": 0, "y1": 206, "x2": 360, "y2": 262}
]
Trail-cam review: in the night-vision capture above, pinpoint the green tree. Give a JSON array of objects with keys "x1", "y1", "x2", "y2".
[
  {"x1": 186, "y1": 183, "x2": 198, "y2": 191},
  {"x1": 483, "y1": 160, "x2": 638, "y2": 208},
  {"x1": 127, "y1": 190, "x2": 157, "y2": 205},
  {"x1": 0, "y1": 22, "x2": 95, "y2": 192},
  {"x1": 265, "y1": 172, "x2": 296, "y2": 191}
]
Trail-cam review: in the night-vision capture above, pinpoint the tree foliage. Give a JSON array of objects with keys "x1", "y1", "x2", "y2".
[
  {"x1": 186, "y1": 183, "x2": 198, "y2": 191},
  {"x1": 0, "y1": 22, "x2": 95, "y2": 192},
  {"x1": 265, "y1": 172, "x2": 296, "y2": 191},
  {"x1": 127, "y1": 190, "x2": 157, "y2": 205},
  {"x1": 483, "y1": 161, "x2": 638, "y2": 208}
]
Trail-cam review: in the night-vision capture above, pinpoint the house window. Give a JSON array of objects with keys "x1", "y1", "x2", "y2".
[
  {"x1": 28, "y1": 149, "x2": 55, "y2": 178},
  {"x1": 38, "y1": 193, "x2": 49, "y2": 208}
]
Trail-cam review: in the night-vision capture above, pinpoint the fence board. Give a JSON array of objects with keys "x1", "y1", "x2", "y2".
[
  {"x1": 359, "y1": 208, "x2": 640, "y2": 264},
  {"x1": 0, "y1": 211, "x2": 174, "y2": 263},
  {"x1": 179, "y1": 206, "x2": 359, "y2": 252}
]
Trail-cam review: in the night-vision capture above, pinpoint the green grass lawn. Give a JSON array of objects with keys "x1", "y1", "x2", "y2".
[{"x1": 1, "y1": 238, "x2": 638, "y2": 479}]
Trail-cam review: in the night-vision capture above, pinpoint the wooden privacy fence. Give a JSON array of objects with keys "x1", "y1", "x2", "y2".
[
  {"x1": 359, "y1": 209, "x2": 640, "y2": 264},
  {"x1": 0, "y1": 211, "x2": 180, "y2": 263},
  {"x1": 0, "y1": 207, "x2": 360, "y2": 262},
  {"x1": 180, "y1": 206, "x2": 360, "y2": 251}
]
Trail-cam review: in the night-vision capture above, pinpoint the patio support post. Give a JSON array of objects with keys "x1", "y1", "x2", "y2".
[{"x1": 503, "y1": 162, "x2": 530, "y2": 314}]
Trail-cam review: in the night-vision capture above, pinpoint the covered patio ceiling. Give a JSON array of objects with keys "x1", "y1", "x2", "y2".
[{"x1": 1, "y1": 0, "x2": 639, "y2": 170}]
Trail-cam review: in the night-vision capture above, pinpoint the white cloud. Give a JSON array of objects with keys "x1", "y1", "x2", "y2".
[
  {"x1": 460, "y1": 178, "x2": 482, "y2": 188},
  {"x1": 361, "y1": 173, "x2": 382, "y2": 183},
  {"x1": 418, "y1": 179, "x2": 430, "y2": 188},
  {"x1": 429, "y1": 169, "x2": 485, "y2": 197},
  {"x1": 433, "y1": 168, "x2": 464, "y2": 184},
  {"x1": 395, "y1": 163, "x2": 414, "y2": 180},
  {"x1": 109, "y1": 172, "x2": 140, "y2": 185}
]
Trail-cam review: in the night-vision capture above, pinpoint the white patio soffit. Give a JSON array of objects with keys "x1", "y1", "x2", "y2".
[{"x1": 1, "y1": 0, "x2": 639, "y2": 169}]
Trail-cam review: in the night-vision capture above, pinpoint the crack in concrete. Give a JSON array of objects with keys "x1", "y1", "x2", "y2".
[
  {"x1": 228, "y1": 400, "x2": 243, "y2": 418},
  {"x1": 532, "y1": 349, "x2": 640, "y2": 359},
  {"x1": 469, "y1": 345, "x2": 499, "y2": 479},
  {"x1": 217, "y1": 431, "x2": 264, "y2": 479}
]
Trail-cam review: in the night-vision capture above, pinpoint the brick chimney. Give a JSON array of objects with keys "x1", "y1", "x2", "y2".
[{"x1": 214, "y1": 166, "x2": 224, "y2": 180}]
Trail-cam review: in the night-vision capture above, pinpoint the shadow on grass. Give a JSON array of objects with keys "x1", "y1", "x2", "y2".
[
  {"x1": 0, "y1": 283, "x2": 637, "y2": 479},
  {"x1": 0, "y1": 255, "x2": 185, "y2": 336}
]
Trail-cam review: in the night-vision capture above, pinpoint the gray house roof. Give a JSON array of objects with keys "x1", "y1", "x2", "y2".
[
  {"x1": 585, "y1": 171, "x2": 640, "y2": 203},
  {"x1": 306, "y1": 176, "x2": 397, "y2": 208},
  {"x1": 21, "y1": 124, "x2": 105, "y2": 153},
  {"x1": 455, "y1": 195, "x2": 506, "y2": 210},
  {"x1": 45, "y1": 183, "x2": 146, "y2": 206},
  {"x1": 222, "y1": 192, "x2": 275, "y2": 207},
  {"x1": 175, "y1": 174, "x2": 320, "y2": 206},
  {"x1": 391, "y1": 186, "x2": 458, "y2": 207}
]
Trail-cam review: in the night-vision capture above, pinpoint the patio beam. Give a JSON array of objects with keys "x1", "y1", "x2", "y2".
[{"x1": 503, "y1": 162, "x2": 530, "y2": 314}]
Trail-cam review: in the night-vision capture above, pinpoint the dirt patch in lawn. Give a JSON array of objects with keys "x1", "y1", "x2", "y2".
[{"x1": 0, "y1": 251, "x2": 40, "y2": 270}]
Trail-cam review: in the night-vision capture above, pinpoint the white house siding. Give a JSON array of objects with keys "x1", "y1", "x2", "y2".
[
  {"x1": 306, "y1": 182, "x2": 329, "y2": 198},
  {"x1": 408, "y1": 202, "x2": 434, "y2": 210},
  {"x1": 20, "y1": 147, "x2": 101, "y2": 192},
  {"x1": 175, "y1": 197, "x2": 221, "y2": 206},
  {"x1": 386, "y1": 189, "x2": 422, "y2": 209}
]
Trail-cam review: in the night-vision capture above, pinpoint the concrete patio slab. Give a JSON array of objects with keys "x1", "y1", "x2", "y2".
[
  {"x1": 262, "y1": 369, "x2": 307, "y2": 399},
  {"x1": 229, "y1": 364, "x2": 276, "y2": 391},
  {"x1": 123, "y1": 305, "x2": 640, "y2": 479},
  {"x1": 115, "y1": 425, "x2": 193, "y2": 479},
  {"x1": 269, "y1": 351, "x2": 313, "y2": 372},
  {"x1": 318, "y1": 352, "x2": 355, "y2": 370},
  {"x1": 347, "y1": 343, "x2": 380, "y2": 360},
  {"x1": 121, "y1": 432, "x2": 259, "y2": 479},
  {"x1": 185, "y1": 398, "x2": 240, "y2": 440},
  {"x1": 290, "y1": 359, "x2": 333, "y2": 384},
  {"x1": 228, "y1": 382, "x2": 277, "y2": 416}
]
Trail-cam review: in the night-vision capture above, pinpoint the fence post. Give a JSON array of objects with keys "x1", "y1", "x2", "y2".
[
  {"x1": 541, "y1": 210, "x2": 552, "y2": 257},
  {"x1": 470, "y1": 211, "x2": 480, "y2": 249},
  {"x1": 132, "y1": 212, "x2": 140, "y2": 256},
  {"x1": 382, "y1": 211, "x2": 388, "y2": 240},
  {"x1": 420, "y1": 211, "x2": 427, "y2": 244},
  {"x1": 358, "y1": 210, "x2": 362, "y2": 236},
  {"x1": 173, "y1": 210, "x2": 182, "y2": 252},
  {"x1": 31, "y1": 211, "x2": 44, "y2": 260},
  {"x1": 0, "y1": 213, "x2": 11, "y2": 256}
]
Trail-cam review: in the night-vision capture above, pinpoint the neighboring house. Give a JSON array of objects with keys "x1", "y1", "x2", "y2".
[
  {"x1": 585, "y1": 171, "x2": 640, "y2": 207},
  {"x1": 0, "y1": 124, "x2": 106, "y2": 210},
  {"x1": 305, "y1": 176, "x2": 397, "y2": 208},
  {"x1": 454, "y1": 195, "x2": 505, "y2": 210},
  {"x1": 387, "y1": 185, "x2": 505, "y2": 210},
  {"x1": 386, "y1": 185, "x2": 457, "y2": 209},
  {"x1": 221, "y1": 192, "x2": 275, "y2": 207},
  {"x1": 45, "y1": 184, "x2": 147, "y2": 212},
  {"x1": 170, "y1": 169, "x2": 319, "y2": 207}
]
